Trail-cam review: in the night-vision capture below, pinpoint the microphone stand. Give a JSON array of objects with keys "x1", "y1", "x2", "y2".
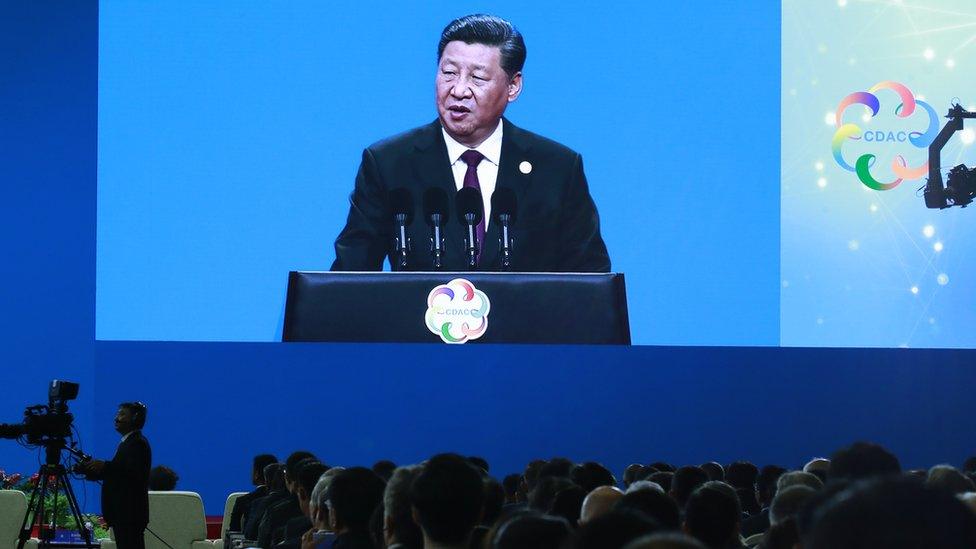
[
  {"x1": 429, "y1": 213, "x2": 445, "y2": 270},
  {"x1": 463, "y1": 213, "x2": 478, "y2": 270},
  {"x1": 498, "y1": 213, "x2": 513, "y2": 271},
  {"x1": 393, "y1": 213, "x2": 410, "y2": 270}
]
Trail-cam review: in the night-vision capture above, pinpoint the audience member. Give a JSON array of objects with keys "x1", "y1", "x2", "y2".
[
  {"x1": 927, "y1": 464, "x2": 976, "y2": 495},
  {"x1": 802, "y1": 458, "x2": 829, "y2": 484},
  {"x1": 775, "y1": 470, "x2": 822, "y2": 492},
  {"x1": 502, "y1": 474, "x2": 521, "y2": 504},
  {"x1": 257, "y1": 453, "x2": 318, "y2": 548},
  {"x1": 229, "y1": 453, "x2": 278, "y2": 532},
  {"x1": 740, "y1": 465, "x2": 785, "y2": 537},
  {"x1": 805, "y1": 477, "x2": 976, "y2": 548},
  {"x1": 468, "y1": 456, "x2": 490, "y2": 474},
  {"x1": 305, "y1": 467, "x2": 344, "y2": 549},
  {"x1": 829, "y1": 441, "x2": 900, "y2": 481},
  {"x1": 326, "y1": 467, "x2": 385, "y2": 549},
  {"x1": 245, "y1": 463, "x2": 287, "y2": 541},
  {"x1": 410, "y1": 453, "x2": 484, "y2": 549},
  {"x1": 277, "y1": 461, "x2": 328, "y2": 548},
  {"x1": 724, "y1": 462, "x2": 759, "y2": 516},
  {"x1": 381, "y1": 465, "x2": 422, "y2": 549},
  {"x1": 580, "y1": 485, "x2": 624, "y2": 525},
  {"x1": 528, "y1": 476, "x2": 576, "y2": 512},
  {"x1": 615, "y1": 485, "x2": 681, "y2": 530},
  {"x1": 648, "y1": 462, "x2": 676, "y2": 473},
  {"x1": 682, "y1": 482, "x2": 743, "y2": 549},
  {"x1": 624, "y1": 464, "x2": 650, "y2": 488},
  {"x1": 768, "y1": 485, "x2": 814, "y2": 526},
  {"x1": 571, "y1": 462, "x2": 617, "y2": 494},
  {"x1": 700, "y1": 463, "x2": 724, "y2": 482},
  {"x1": 647, "y1": 472, "x2": 674, "y2": 494},
  {"x1": 539, "y1": 457, "x2": 574, "y2": 479},
  {"x1": 756, "y1": 517, "x2": 797, "y2": 549},
  {"x1": 148, "y1": 465, "x2": 178, "y2": 491},
  {"x1": 670, "y1": 467, "x2": 708, "y2": 510},
  {"x1": 482, "y1": 476, "x2": 506, "y2": 527},
  {"x1": 372, "y1": 460, "x2": 396, "y2": 482},
  {"x1": 549, "y1": 485, "x2": 586, "y2": 527},
  {"x1": 627, "y1": 481, "x2": 664, "y2": 494},
  {"x1": 491, "y1": 512, "x2": 574, "y2": 549},
  {"x1": 578, "y1": 509, "x2": 660, "y2": 549},
  {"x1": 622, "y1": 532, "x2": 706, "y2": 549}
]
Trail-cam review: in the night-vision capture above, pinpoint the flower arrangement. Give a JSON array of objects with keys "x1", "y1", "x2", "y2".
[{"x1": 0, "y1": 469, "x2": 110, "y2": 539}]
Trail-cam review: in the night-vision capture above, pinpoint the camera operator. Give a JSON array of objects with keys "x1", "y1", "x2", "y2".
[{"x1": 77, "y1": 402, "x2": 151, "y2": 549}]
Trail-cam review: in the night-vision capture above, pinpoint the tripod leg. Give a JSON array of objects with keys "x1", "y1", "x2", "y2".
[
  {"x1": 62, "y1": 474, "x2": 96, "y2": 547},
  {"x1": 18, "y1": 472, "x2": 44, "y2": 549}
]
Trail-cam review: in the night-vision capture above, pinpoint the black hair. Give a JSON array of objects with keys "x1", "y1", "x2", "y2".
[
  {"x1": 700, "y1": 462, "x2": 725, "y2": 482},
  {"x1": 684, "y1": 483, "x2": 742, "y2": 549},
  {"x1": 264, "y1": 463, "x2": 286, "y2": 492},
  {"x1": 528, "y1": 476, "x2": 576, "y2": 512},
  {"x1": 284, "y1": 450, "x2": 316, "y2": 483},
  {"x1": 327, "y1": 467, "x2": 385, "y2": 533},
  {"x1": 648, "y1": 462, "x2": 676, "y2": 473},
  {"x1": 118, "y1": 402, "x2": 147, "y2": 429},
  {"x1": 615, "y1": 488, "x2": 681, "y2": 530},
  {"x1": 724, "y1": 461, "x2": 758, "y2": 491},
  {"x1": 468, "y1": 456, "x2": 490, "y2": 473},
  {"x1": 830, "y1": 442, "x2": 901, "y2": 481},
  {"x1": 806, "y1": 477, "x2": 976, "y2": 549},
  {"x1": 539, "y1": 457, "x2": 574, "y2": 479},
  {"x1": 298, "y1": 461, "x2": 329, "y2": 496},
  {"x1": 253, "y1": 454, "x2": 279, "y2": 484},
  {"x1": 438, "y1": 14, "x2": 526, "y2": 80},
  {"x1": 576, "y1": 509, "x2": 660, "y2": 549},
  {"x1": 482, "y1": 477, "x2": 505, "y2": 527},
  {"x1": 756, "y1": 465, "x2": 786, "y2": 506},
  {"x1": 493, "y1": 513, "x2": 574, "y2": 549},
  {"x1": 571, "y1": 462, "x2": 617, "y2": 494},
  {"x1": 410, "y1": 453, "x2": 484, "y2": 544},
  {"x1": 148, "y1": 465, "x2": 178, "y2": 491},
  {"x1": 502, "y1": 473, "x2": 521, "y2": 500},
  {"x1": 647, "y1": 471, "x2": 674, "y2": 493},
  {"x1": 549, "y1": 485, "x2": 586, "y2": 527},
  {"x1": 372, "y1": 459, "x2": 396, "y2": 481},
  {"x1": 671, "y1": 466, "x2": 709, "y2": 508}
]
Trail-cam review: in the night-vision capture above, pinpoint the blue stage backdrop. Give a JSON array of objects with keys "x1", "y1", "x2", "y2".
[
  {"x1": 95, "y1": 1, "x2": 780, "y2": 346},
  {"x1": 6, "y1": 0, "x2": 976, "y2": 519}
]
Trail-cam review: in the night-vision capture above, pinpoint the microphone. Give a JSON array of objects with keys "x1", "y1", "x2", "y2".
[
  {"x1": 455, "y1": 187, "x2": 484, "y2": 270},
  {"x1": 389, "y1": 188, "x2": 414, "y2": 270},
  {"x1": 423, "y1": 188, "x2": 450, "y2": 270},
  {"x1": 491, "y1": 187, "x2": 517, "y2": 271}
]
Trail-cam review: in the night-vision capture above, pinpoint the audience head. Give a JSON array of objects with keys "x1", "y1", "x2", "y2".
[
  {"x1": 724, "y1": 461, "x2": 757, "y2": 491},
  {"x1": 670, "y1": 466, "x2": 709, "y2": 508},
  {"x1": 580, "y1": 485, "x2": 624, "y2": 525},
  {"x1": 311, "y1": 467, "x2": 345, "y2": 528},
  {"x1": 958, "y1": 492, "x2": 976, "y2": 515},
  {"x1": 297, "y1": 461, "x2": 329, "y2": 515},
  {"x1": 756, "y1": 464, "x2": 786, "y2": 507},
  {"x1": 649, "y1": 462, "x2": 677, "y2": 473},
  {"x1": 251, "y1": 454, "x2": 278, "y2": 485},
  {"x1": 468, "y1": 456, "x2": 490, "y2": 473},
  {"x1": 803, "y1": 457, "x2": 830, "y2": 484},
  {"x1": 265, "y1": 463, "x2": 286, "y2": 492},
  {"x1": 382, "y1": 465, "x2": 422, "y2": 549},
  {"x1": 372, "y1": 459, "x2": 397, "y2": 481},
  {"x1": 326, "y1": 466, "x2": 385, "y2": 534},
  {"x1": 806, "y1": 476, "x2": 976, "y2": 549},
  {"x1": 648, "y1": 471, "x2": 674, "y2": 493},
  {"x1": 927, "y1": 464, "x2": 976, "y2": 495},
  {"x1": 622, "y1": 532, "x2": 707, "y2": 549},
  {"x1": 539, "y1": 457, "x2": 574, "y2": 479},
  {"x1": 699, "y1": 462, "x2": 724, "y2": 482},
  {"x1": 627, "y1": 480, "x2": 664, "y2": 494},
  {"x1": 491, "y1": 512, "x2": 574, "y2": 549},
  {"x1": 410, "y1": 453, "x2": 485, "y2": 547},
  {"x1": 502, "y1": 473, "x2": 521, "y2": 504},
  {"x1": 769, "y1": 485, "x2": 815, "y2": 526},
  {"x1": 148, "y1": 465, "x2": 178, "y2": 491},
  {"x1": 578, "y1": 509, "x2": 661, "y2": 549},
  {"x1": 523, "y1": 460, "x2": 547, "y2": 495},
  {"x1": 624, "y1": 464, "x2": 650, "y2": 488},
  {"x1": 963, "y1": 456, "x2": 976, "y2": 474},
  {"x1": 682, "y1": 482, "x2": 741, "y2": 549},
  {"x1": 284, "y1": 450, "x2": 317, "y2": 488},
  {"x1": 572, "y1": 461, "x2": 617, "y2": 494},
  {"x1": 528, "y1": 476, "x2": 576, "y2": 512},
  {"x1": 761, "y1": 517, "x2": 799, "y2": 549},
  {"x1": 830, "y1": 441, "x2": 900, "y2": 481},
  {"x1": 482, "y1": 476, "x2": 506, "y2": 527},
  {"x1": 616, "y1": 485, "x2": 681, "y2": 530},
  {"x1": 548, "y1": 484, "x2": 585, "y2": 527},
  {"x1": 776, "y1": 470, "x2": 823, "y2": 492}
]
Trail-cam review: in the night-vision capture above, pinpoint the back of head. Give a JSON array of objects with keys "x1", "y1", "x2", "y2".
[
  {"x1": 769, "y1": 485, "x2": 815, "y2": 526},
  {"x1": 410, "y1": 453, "x2": 485, "y2": 545},
  {"x1": 571, "y1": 461, "x2": 617, "y2": 494},
  {"x1": 253, "y1": 454, "x2": 279, "y2": 484},
  {"x1": 625, "y1": 464, "x2": 650, "y2": 488},
  {"x1": 807, "y1": 476, "x2": 976, "y2": 549},
  {"x1": 372, "y1": 459, "x2": 397, "y2": 481},
  {"x1": 299, "y1": 461, "x2": 329, "y2": 497},
  {"x1": 776, "y1": 471, "x2": 823, "y2": 492},
  {"x1": 616, "y1": 487, "x2": 681, "y2": 530},
  {"x1": 327, "y1": 467, "x2": 385, "y2": 533},
  {"x1": 502, "y1": 473, "x2": 521, "y2": 501},
  {"x1": 285, "y1": 450, "x2": 317, "y2": 483},
  {"x1": 756, "y1": 465, "x2": 786, "y2": 506},
  {"x1": 648, "y1": 472, "x2": 674, "y2": 493},
  {"x1": 548, "y1": 485, "x2": 586, "y2": 527},
  {"x1": 580, "y1": 485, "x2": 624, "y2": 525},
  {"x1": 760, "y1": 517, "x2": 799, "y2": 549},
  {"x1": 724, "y1": 462, "x2": 758, "y2": 491},
  {"x1": 700, "y1": 463, "x2": 725, "y2": 482},
  {"x1": 539, "y1": 457, "x2": 574, "y2": 479},
  {"x1": 683, "y1": 482, "x2": 742, "y2": 549},
  {"x1": 383, "y1": 465, "x2": 422, "y2": 549},
  {"x1": 671, "y1": 466, "x2": 709, "y2": 508},
  {"x1": 622, "y1": 533, "x2": 706, "y2": 549},
  {"x1": 577, "y1": 509, "x2": 661, "y2": 549},
  {"x1": 148, "y1": 466, "x2": 178, "y2": 491},
  {"x1": 523, "y1": 460, "x2": 546, "y2": 493},
  {"x1": 829, "y1": 441, "x2": 900, "y2": 481},
  {"x1": 649, "y1": 462, "x2": 677, "y2": 474},
  {"x1": 468, "y1": 456, "x2": 490, "y2": 474},
  {"x1": 438, "y1": 14, "x2": 526, "y2": 80},
  {"x1": 482, "y1": 477, "x2": 506, "y2": 527},
  {"x1": 528, "y1": 476, "x2": 576, "y2": 512},
  {"x1": 492, "y1": 513, "x2": 574, "y2": 549},
  {"x1": 963, "y1": 456, "x2": 976, "y2": 474},
  {"x1": 265, "y1": 463, "x2": 286, "y2": 492},
  {"x1": 927, "y1": 464, "x2": 976, "y2": 495}
]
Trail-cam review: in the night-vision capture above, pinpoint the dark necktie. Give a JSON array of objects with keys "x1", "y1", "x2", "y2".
[{"x1": 460, "y1": 149, "x2": 486, "y2": 263}]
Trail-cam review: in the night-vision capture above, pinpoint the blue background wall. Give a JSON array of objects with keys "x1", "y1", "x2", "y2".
[{"x1": 2, "y1": 1, "x2": 975, "y2": 517}]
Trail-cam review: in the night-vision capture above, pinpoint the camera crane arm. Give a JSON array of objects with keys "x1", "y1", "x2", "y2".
[{"x1": 925, "y1": 104, "x2": 976, "y2": 209}]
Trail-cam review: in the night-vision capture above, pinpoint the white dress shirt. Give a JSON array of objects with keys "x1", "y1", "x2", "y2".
[{"x1": 441, "y1": 120, "x2": 503, "y2": 230}]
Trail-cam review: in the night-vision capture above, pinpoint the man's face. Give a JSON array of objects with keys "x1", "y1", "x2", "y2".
[
  {"x1": 114, "y1": 407, "x2": 135, "y2": 435},
  {"x1": 436, "y1": 41, "x2": 522, "y2": 147}
]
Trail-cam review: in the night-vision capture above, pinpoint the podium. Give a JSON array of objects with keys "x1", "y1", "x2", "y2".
[{"x1": 283, "y1": 272, "x2": 630, "y2": 344}]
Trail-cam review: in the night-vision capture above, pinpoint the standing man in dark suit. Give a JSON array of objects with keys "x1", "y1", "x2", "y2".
[
  {"x1": 331, "y1": 14, "x2": 610, "y2": 273},
  {"x1": 78, "y1": 402, "x2": 151, "y2": 549}
]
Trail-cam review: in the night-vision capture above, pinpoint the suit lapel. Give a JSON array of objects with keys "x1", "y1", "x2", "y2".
[
  {"x1": 481, "y1": 118, "x2": 534, "y2": 270},
  {"x1": 411, "y1": 121, "x2": 465, "y2": 268}
]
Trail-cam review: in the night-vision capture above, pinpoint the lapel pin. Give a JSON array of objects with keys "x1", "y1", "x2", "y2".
[{"x1": 519, "y1": 161, "x2": 532, "y2": 174}]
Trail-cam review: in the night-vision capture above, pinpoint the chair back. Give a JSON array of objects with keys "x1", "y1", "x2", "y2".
[
  {"x1": 145, "y1": 491, "x2": 208, "y2": 549},
  {"x1": 0, "y1": 490, "x2": 28, "y2": 547},
  {"x1": 220, "y1": 492, "x2": 247, "y2": 539}
]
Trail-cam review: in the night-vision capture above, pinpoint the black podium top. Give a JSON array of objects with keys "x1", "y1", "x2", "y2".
[{"x1": 283, "y1": 272, "x2": 630, "y2": 345}]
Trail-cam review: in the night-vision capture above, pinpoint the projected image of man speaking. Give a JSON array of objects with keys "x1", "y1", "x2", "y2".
[{"x1": 331, "y1": 14, "x2": 610, "y2": 273}]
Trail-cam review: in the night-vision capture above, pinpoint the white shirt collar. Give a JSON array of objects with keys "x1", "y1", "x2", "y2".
[
  {"x1": 121, "y1": 430, "x2": 139, "y2": 443},
  {"x1": 441, "y1": 120, "x2": 503, "y2": 166}
]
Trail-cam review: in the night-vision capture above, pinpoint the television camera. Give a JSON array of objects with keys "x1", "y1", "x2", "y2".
[{"x1": 924, "y1": 103, "x2": 976, "y2": 208}]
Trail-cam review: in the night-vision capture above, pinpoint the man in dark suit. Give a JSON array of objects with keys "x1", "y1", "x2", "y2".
[
  {"x1": 78, "y1": 402, "x2": 151, "y2": 549},
  {"x1": 228, "y1": 454, "x2": 279, "y2": 533},
  {"x1": 332, "y1": 14, "x2": 610, "y2": 273}
]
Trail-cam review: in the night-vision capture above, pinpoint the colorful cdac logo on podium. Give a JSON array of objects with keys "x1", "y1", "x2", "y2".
[{"x1": 425, "y1": 278, "x2": 491, "y2": 344}]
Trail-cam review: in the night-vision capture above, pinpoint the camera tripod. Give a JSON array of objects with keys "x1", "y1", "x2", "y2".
[{"x1": 18, "y1": 442, "x2": 98, "y2": 549}]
